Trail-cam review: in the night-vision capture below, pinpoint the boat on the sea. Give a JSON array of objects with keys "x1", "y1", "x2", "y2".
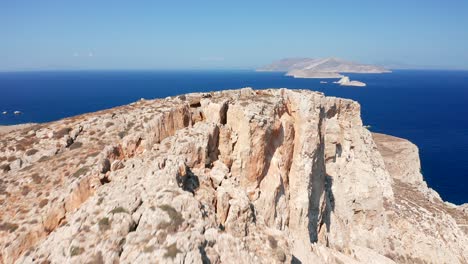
[
  {"x1": 1, "y1": 111, "x2": 6, "y2": 115},
  {"x1": 320, "y1": 81, "x2": 328, "y2": 84},
  {"x1": 13, "y1": 111, "x2": 22, "y2": 115}
]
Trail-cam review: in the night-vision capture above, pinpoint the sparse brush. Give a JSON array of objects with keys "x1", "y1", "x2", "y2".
[
  {"x1": 98, "y1": 217, "x2": 110, "y2": 231},
  {"x1": 157, "y1": 204, "x2": 184, "y2": 233},
  {"x1": 164, "y1": 243, "x2": 181, "y2": 259},
  {"x1": 109, "y1": 207, "x2": 129, "y2": 214}
]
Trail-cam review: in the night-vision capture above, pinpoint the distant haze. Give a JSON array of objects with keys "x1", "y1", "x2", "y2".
[{"x1": 1, "y1": 0, "x2": 468, "y2": 71}]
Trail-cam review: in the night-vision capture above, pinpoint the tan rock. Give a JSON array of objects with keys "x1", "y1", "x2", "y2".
[
  {"x1": 372, "y1": 132, "x2": 423, "y2": 185},
  {"x1": 1, "y1": 88, "x2": 466, "y2": 264}
]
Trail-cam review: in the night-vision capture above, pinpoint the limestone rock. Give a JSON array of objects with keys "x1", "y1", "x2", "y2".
[
  {"x1": 0, "y1": 88, "x2": 466, "y2": 264},
  {"x1": 372, "y1": 132, "x2": 423, "y2": 185}
]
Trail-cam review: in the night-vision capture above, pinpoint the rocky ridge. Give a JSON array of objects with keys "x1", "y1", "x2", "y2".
[{"x1": 0, "y1": 88, "x2": 466, "y2": 263}]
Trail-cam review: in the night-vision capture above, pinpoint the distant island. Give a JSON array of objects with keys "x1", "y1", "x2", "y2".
[
  {"x1": 258, "y1": 57, "x2": 390, "y2": 85},
  {"x1": 334, "y1": 76, "x2": 366, "y2": 87}
]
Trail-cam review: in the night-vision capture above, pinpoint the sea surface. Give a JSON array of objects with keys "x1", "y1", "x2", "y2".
[{"x1": 0, "y1": 70, "x2": 467, "y2": 204}]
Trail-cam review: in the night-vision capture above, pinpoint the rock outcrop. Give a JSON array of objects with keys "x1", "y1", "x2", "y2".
[
  {"x1": 0, "y1": 88, "x2": 466, "y2": 264},
  {"x1": 334, "y1": 76, "x2": 366, "y2": 87}
]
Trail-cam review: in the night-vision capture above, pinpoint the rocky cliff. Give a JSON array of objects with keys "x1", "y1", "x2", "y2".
[{"x1": 0, "y1": 88, "x2": 466, "y2": 264}]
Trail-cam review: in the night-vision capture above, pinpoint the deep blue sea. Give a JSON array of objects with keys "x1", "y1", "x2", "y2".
[{"x1": 0, "y1": 70, "x2": 467, "y2": 204}]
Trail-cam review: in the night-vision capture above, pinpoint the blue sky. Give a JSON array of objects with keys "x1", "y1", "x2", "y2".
[{"x1": 1, "y1": 0, "x2": 467, "y2": 70}]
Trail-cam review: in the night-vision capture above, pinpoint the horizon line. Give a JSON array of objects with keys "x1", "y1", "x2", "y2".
[{"x1": 1, "y1": 67, "x2": 468, "y2": 73}]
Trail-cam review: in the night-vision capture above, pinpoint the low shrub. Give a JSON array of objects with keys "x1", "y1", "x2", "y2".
[
  {"x1": 70, "y1": 246, "x2": 84, "y2": 257},
  {"x1": 37, "y1": 156, "x2": 49, "y2": 163},
  {"x1": 72, "y1": 166, "x2": 90, "y2": 178},
  {"x1": 164, "y1": 243, "x2": 181, "y2": 259},
  {"x1": 0, "y1": 222, "x2": 19, "y2": 233},
  {"x1": 109, "y1": 207, "x2": 128, "y2": 214},
  {"x1": 118, "y1": 131, "x2": 126, "y2": 139},
  {"x1": 96, "y1": 197, "x2": 104, "y2": 206},
  {"x1": 25, "y1": 149, "x2": 39, "y2": 156},
  {"x1": 98, "y1": 217, "x2": 110, "y2": 231},
  {"x1": 157, "y1": 204, "x2": 184, "y2": 233},
  {"x1": 39, "y1": 199, "x2": 48, "y2": 208},
  {"x1": 69, "y1": 142, "x2": 83, "y2": 150},
  {"x1": 31, "y1": 173, "x2": 42, "y2": 184},
  {"x1": 268, "y1": 235, "x2": 278, "y2": 249},
  {"x1": 143, "y1": 245, "x2": 155, "y2": 253},
  {"x1": 0, "y1": 164, "x2": 10, "y2": 172},
  {"x1": 54, "y1": 127, "x2": 72, "y2": 139},
  {"x1": 21, "y1": 186, "x2": 31, "y2": 195}
]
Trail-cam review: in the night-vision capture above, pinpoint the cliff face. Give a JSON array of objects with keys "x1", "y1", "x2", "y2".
[{"x1": 0, "y1": 88, "x2": 466, "y2": 264}]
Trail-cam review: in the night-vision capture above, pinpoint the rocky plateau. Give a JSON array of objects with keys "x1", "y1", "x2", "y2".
[{"x1": 0, "y1": 88, "x2": 466, "y2": 264}]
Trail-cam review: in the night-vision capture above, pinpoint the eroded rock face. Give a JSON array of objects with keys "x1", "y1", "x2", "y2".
[
  {"x1": 0, "y1": 88, "x2": 466, "y2": 264},
  {"x1": 373, "y1": 133, "x2": 468, "y2": 263},
  {"x1": 372, "y1": 133, "x2": 423, "y2": 185}
]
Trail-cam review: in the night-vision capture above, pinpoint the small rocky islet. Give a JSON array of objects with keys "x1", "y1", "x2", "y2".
[{"x1": 0, "y1": 88, "x2": 466, "y2": 263}]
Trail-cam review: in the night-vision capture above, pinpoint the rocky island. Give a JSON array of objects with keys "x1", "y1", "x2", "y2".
[
  {"x1": 259, "y1": 58, "x2": 390, "y2": 85},
  {"x1": 334, "y1": 76, "x2": 367, "y2": 87},
  {"x1": 0, "y1": 88, "x2": 466, "y2": 263}
]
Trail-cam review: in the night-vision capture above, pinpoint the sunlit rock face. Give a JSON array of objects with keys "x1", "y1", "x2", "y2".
[{"x1": 0, "y1": 88, "x2": 466, "y2": 264}]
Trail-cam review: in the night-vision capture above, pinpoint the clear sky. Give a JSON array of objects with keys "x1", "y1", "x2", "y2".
[{"x1": 1, "y1": 0, "x2": 467, "y2": 70}]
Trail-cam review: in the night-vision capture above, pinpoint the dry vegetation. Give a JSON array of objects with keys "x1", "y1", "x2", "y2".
[
  {"x1": 157, "y1": 204, "x2": 184, "y2": 233},
  {"x1": 164, "y1": 243, "x2": 181, "y2": 259},
  {"x1": 98, "y1": 217, "x2": 110, "y2": 231},
  {"x1": 54, "y1": 127, "x2": 71, "y2": 139}
]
